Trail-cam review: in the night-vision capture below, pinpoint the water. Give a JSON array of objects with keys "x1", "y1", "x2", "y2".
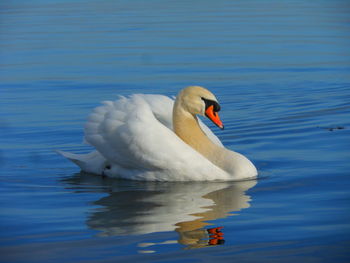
[{"x1": 1, "y1": 0, "x2": 350, "y2": 262}]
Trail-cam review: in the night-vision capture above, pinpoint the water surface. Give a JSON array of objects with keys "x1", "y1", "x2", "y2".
[{"x1": 1, "y1": 0, "x2": 350, "y2": 262}]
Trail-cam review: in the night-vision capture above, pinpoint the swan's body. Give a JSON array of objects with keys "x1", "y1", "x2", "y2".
[{"x1": 59, "y1": 86, "x2": 257, "y2": 181}]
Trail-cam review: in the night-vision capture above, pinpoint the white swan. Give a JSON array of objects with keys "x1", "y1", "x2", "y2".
[{"x1": 59, "y1": 86, "x2": 257, "y2": 181}]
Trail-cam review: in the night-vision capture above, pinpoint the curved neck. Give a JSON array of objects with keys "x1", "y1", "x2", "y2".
[{"x1": 172, "y1": 101, "x2": 221, "y2": 163}]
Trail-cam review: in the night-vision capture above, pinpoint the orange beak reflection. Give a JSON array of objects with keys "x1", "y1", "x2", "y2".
[{"x1": 205, "y1": 105, "x2": 224, "y2": 130}]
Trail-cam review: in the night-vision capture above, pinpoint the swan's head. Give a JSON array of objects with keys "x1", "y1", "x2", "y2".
[{"x1": 177, "y1": 86, "x2": 224, "y2": 129}]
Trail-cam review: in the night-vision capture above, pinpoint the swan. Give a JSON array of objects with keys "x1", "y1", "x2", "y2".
[{"x1": 58, "y1": 86, "x2": 257, "y2": 181}]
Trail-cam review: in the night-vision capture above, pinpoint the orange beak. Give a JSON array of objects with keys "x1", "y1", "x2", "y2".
[{"x1": 205, "y1": 105, "x2": 224, "y2": 130}]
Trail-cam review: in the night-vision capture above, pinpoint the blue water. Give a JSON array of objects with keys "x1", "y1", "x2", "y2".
[{"x1": 1, "y1": 0, "x2": 350, "y2": 262}]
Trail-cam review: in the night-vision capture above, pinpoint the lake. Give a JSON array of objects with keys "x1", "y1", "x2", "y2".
[{"x1": 1, "y1": 0, "x2": 350, "y2": 262}]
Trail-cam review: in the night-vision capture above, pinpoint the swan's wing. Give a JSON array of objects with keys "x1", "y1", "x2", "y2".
[
  {"x1": 84, "y1": 94, "x2": 229, "y2": 181},
  {"x1": 141, "y1": 94, "x2": 174, "y2": 130}
]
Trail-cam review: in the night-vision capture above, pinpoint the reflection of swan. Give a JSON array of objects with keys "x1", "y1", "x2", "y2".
[
  {"x1": 62, "y1": 174, "x2": 257, "y2": 250},
  {"x1": 59, "y1": 86, "x2": 257, "y2": 181}
]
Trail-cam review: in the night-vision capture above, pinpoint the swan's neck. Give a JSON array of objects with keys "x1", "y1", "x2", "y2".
[
  {"x1": 173, "y1": 104, "x2": 222, "y2": 164},
  {"x1": 172, "y1": 99, "x2": 257, "y2": 177}
]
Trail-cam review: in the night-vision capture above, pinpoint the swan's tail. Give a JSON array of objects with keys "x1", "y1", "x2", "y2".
[{"x1": 56, "y1": 150, "x2": 106, "y2": 175}]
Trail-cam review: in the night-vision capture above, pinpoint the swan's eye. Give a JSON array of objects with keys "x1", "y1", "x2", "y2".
[{"x1": 201, "y1": 98, "x2": 221, "y2": 112}]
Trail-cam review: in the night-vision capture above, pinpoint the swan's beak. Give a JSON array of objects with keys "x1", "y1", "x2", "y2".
[{"x1": 205, "y1": 105, "x2": 224, "y2": 130}]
